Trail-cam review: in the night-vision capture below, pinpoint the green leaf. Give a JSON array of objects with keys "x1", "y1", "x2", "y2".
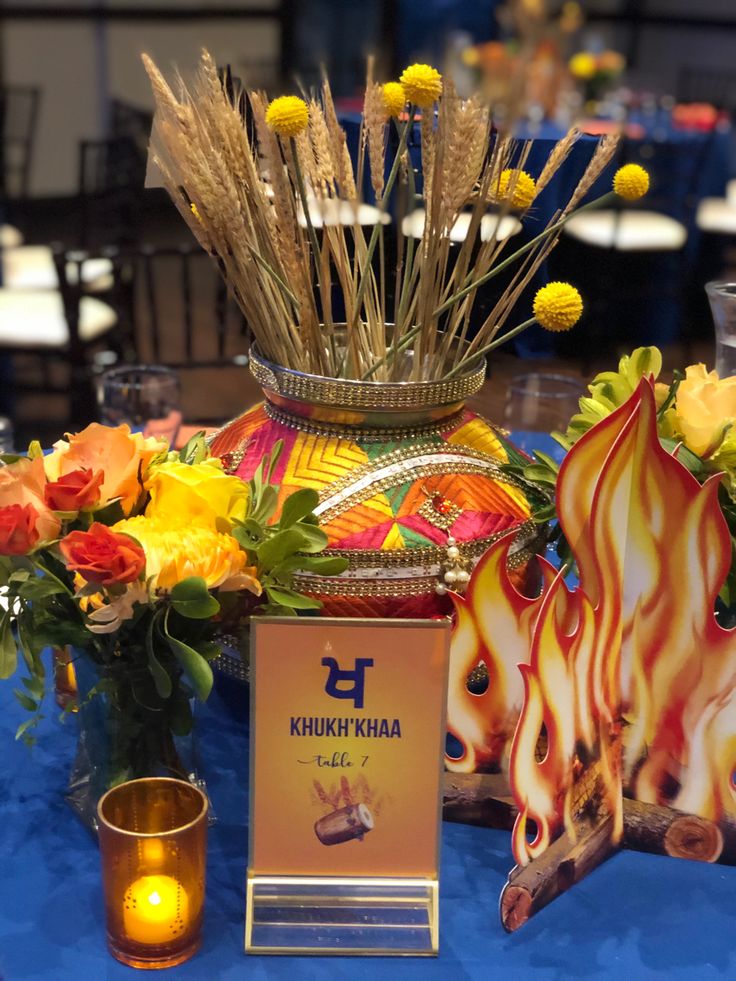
[
  {"x1": 521, "y1": 465, "x2": 558, "y2": 486},
  {"x1": 164, "y1": 610, "x2": 213, "y2": 700},
  {"x1": 0, "y1": 611, "x2": 17, "y2": 679},
  {"x1": 178, "y1": 431, "x2": 209, "y2": 465},
  {"x1": 291, "y1": 522, "x2": 329, "y2": 554},
  {"x1": 22, "y1": 674, "x2": 45, "y2": 699},
  {"x1": 277, "y1": 554, "x2": 348, "y2": 576},
  {"x1": 265, "y1": 585, "x2": 322, "y2": 610},
  {"x1": 195, "y1": 640, "x2": 222, "y2": 662},
  {"x1": 146, "y1": 612, "x2": 172, "y2": 699},
  {"x1": 169, "y1": 690, "x2": 194, "y2": 736},
  {"x1": 532, "y1": 450, "x2": 560, "y2": 474},
  {"x1": 251, "y1": 485, "x2": 279, "y2": 526},
  {"x1": 170, "y1": 577, "x2": 220, "y2": 620},
  {"x1": 232, "y1": 520, "x2": 265, "y2": 551},
  {"x1": 257, "y1": 529, "x2": 311, "y2": 569},
  {"x1": 15, "y1": 715, "x2": 41, "y2": 743},
  {"x1": 278, "y1": 487, "x2": 319, "y2": 528},
  {"x1": 16, "y1": 578, "x2": 67, "y2": 601},
  {"x1": 92, "y1": 499, "x2": 126, "y2": 526},
  {"x1": 14, "y1": 689, "x2": 37, "y2": 712}
]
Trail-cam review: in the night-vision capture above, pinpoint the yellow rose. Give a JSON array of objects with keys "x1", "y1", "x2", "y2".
[
  {"x1": 44, "y1": 423, "x2": 167, "y2": 516},
  {"x1": 674, "y1": 364, "x2": 736, "y2": 457},
  {"x1": 114, "y1": 515, "x2": 261, "y2": 594},
  {"x1": 144, "y1": 458, "x2": 250, "y2": 531}
]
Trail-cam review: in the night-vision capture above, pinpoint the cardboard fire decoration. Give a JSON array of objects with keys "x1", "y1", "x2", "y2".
[{"x1": 446, "y1": 379, "x2": 736, "y2": 930}]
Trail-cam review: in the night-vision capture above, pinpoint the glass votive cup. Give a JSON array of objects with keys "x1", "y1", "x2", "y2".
[
  {"x1": 504, "y1": 372, "x2": 584, "y2": 433},
  {"x1": 97, "y1": 364, "x2": 182, "y2": 447},
  {"x1": 97, "y1": 777, "x2": 208, "y2": 970}
]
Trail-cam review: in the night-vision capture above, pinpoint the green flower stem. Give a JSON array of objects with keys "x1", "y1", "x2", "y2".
[
  {"x1": 248, "y1": 246, "x2": 300, "y2": 312},
  {"x1": 31, "y1": 558, "x2": 74, "y2": 598},
  {"x1": 441, "y1": 317, "x2": 537, "y2": 379},
  {"x1": 433, "y1": 191, "x2": 616, "y2": 320}
]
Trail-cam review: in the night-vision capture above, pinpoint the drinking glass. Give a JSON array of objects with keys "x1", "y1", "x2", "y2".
[
  {"x1": 504, "y1": 372, "x2": 584, "y2": 454},
  {"x1": 706, "y1": 282, "x2": 736, "y2": 378},
  {"x1": 97, "y1": 777, "x2": 208, "y2": 969},
  {"x1": 98, "y1": 365, "x2": 182, "y2": 446}
]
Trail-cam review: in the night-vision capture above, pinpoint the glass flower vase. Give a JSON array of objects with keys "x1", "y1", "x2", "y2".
[{"x1": 65, "y1": 653, "x2": 200, "y2": 833}]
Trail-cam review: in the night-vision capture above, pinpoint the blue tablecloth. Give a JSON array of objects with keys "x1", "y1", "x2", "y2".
[{"x1": 3, "y1": 657, "x2": 736, "y2": 979}]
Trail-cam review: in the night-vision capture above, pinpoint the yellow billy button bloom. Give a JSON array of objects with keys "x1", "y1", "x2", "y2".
[
  {"x1": 613, "y1": 163, "x2": 650, "y2": 201},
  {"x1": 569, "y1": 52, "x2": 597, "y2": 80},
  {"x1": 113, "y1": 516, "x2": 261, "y2": 594},
  {"x1": 382, "y1": 81, "x2": 406, "y2": 118},
  {"x1": 495, "y1": 169, "x2": 537, "y2": 210},
  {"x1": 399, "y1": 64, "x2": 443, "y2": 108},
  {"x1": 533, "y1": 282, "x2": 583, "y2": 332},
  {"x1": 265, "y1": 95, "x2": 309, "y2": 137}
]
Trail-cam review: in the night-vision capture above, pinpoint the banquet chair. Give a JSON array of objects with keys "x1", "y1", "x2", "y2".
[
  {"x1": 677, "y1": 67, "x2": 736, "y2": 113},
  {"x1": 558, "y1": 136, "x2": 711, "y2": 358},
  {"x1": 0, "y1": 86, "x2": 40, "y2": 199},
  {"x1": 100, "y1": 243, "x2": 250, "y2": 425},
  {"x1": 78, "y1": 136, "x2": 147, "y2": 250}
]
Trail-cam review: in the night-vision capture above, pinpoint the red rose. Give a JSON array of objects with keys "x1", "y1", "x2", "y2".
[
  {"x1": 45, "y1": 467, "x2": 104, "y2": 512},
  {"x1": 60, "y1": 522, "x2": 146, "y2": 586},
  {"x1": 0, "y1": 503, "x2": 40, "y2": 555}
]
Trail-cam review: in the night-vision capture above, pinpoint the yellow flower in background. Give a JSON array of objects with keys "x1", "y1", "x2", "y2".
[
  {"x1": 495, "y1": 169, "x2": 537, "y2": 210},
  {"x1": 114, "y1": 516, "x2": 261, "y2": 594},
  {"x1": 533, "y1": 282, "x2": 583, "y2": 332},
  {"x1": 382, "y1": 81, "x2": 406, "y2": 118},
  {"x1": 145, "y1": 457, "x2": 250, "y2": 532},
  {"x1": 265, "y1": 95, "x2": 309, "y2": 137},
  {"x1": 613, "y1": 163, "x2": 650, "y2": 201},
  {"x1": 569, "y1": 52, "x2": 597, "y2": 80},
  {"x1": 399, "y1": 64, "x2": 443, "y2": 108},
  {"x1": 673, "y1": 364, "x2": 736, "y2": 457}
]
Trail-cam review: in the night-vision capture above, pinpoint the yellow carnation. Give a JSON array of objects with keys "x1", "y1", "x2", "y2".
[
  {"x1": 382, "y1": 81, "x2": 406, "y2": 118},
  {"x1": 494, "y1": 168, "x2": 537, "y2": 210},
  {"x1": 399, "y1": 63, "x2": 442, "y2": 108},
  {"x1": 265, "y1": 95, "x2": 309, "y2": 137},
  {"x1": 114, "y1": 516, "x2": 261, "y2": 594},
  {"x1": 144, "y1": 457, "x2": 250, "y2": 532},
  {"x1": 674, "y1": 363, "x2": 736, "y2": 457},
  {"x1": 613, "y1": 163, "x2": 650, "y2": 201},
  {"x1": 569, "y1": 52, "x2": 597, "y2": 80},
  {"x1": 533, "y1": 282, "x2": 583, "y2": 332}
]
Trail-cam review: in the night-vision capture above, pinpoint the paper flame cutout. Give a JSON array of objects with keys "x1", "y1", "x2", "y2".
[{"x1": 447, "y1": 379, "x2": 736, "y2": 866}]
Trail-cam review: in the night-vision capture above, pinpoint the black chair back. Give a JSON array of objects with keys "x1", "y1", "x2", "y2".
[
  {"x1": 0, "y1": 86, "x2": 40, "y2": 198},
  {"x1": 78, "y1": 136, "x2": 146, "y2": 249}
]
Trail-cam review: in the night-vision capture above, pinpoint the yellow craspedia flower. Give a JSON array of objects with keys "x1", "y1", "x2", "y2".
[
  {"x1": 495, "y1": 169, "x2": 537, "y2": 210},
  {"x1": 399, "y1": 63, "x2": 443, "y2": 108},
  {"x1": 265, "y1": 95, "x2": 309, "y2": 137},
  {"x1": 114, "y1": 516, "x2": 261, "y2": 594},
  {"x1": 144, "y1": 457, "x2": 250, "y2": 532},
  {"x1": 533, "y1": 282, "x2": 583, "y2": 332},
  {"x1": 613, "y1": 163, "x2": 650, "y2": 201},
  {"x1": 569, "y1": 52, "x2": 597, "y2": 80},
  {"x1": 382, "y1": 81, "x2": 406, "y2": 118}
]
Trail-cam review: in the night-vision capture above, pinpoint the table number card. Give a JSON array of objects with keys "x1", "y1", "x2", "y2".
[{"x1": 245, "y1": 617, "x2": 451, "y2": 956}]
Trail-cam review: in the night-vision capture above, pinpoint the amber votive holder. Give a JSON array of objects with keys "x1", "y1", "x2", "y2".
[{"x1": 97, "y1": 777, "x2": 208, "y2": 970}]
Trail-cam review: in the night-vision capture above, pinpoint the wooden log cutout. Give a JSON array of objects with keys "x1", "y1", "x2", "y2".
[{"x1": 499, "y1": 816, "x2": 616, "y2": 932}]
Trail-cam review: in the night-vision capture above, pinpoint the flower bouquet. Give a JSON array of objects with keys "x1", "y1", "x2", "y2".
[
  {"x1": 504, "y1": 346, "x2": 736, "y2": 616},
  {"x1": 0, "y1": 424, "x2": 344, "y2": 820}
]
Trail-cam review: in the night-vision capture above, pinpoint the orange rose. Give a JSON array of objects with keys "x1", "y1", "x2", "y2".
[
  {"x1": 45, "y1": 467, "x2": 104, "y2": 512},
  {"x1": 0, "y1": 456, "x2": 60, "y2": 542},
  {"x1": 60, "y1": 522, "x2": 146, "y2": 586},
  {"x1": 44, "y1": 423, "x2": 167, "y2": 515},
  {"x1": 0, "y1": 503, "x2": 40, "y2": 555}
]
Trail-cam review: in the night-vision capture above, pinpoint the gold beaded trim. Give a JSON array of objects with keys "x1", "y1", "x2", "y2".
[
  {"x1": 326, "y1": 519, "x2": 538, "y2": 571},
  {"x1": 294, "y1": 545, "x2": 537, "y2": 597},
  {"x1": 249, "y1": 348, "x2": 486, "y2": 410},
  {"x1": 262, "y1": 402, "x2": 464, "y2": 442}
]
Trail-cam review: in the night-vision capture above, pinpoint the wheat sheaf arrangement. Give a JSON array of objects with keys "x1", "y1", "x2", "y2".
[{"x1": 142, "y1": 51, "x2": 648, "y2": 383}]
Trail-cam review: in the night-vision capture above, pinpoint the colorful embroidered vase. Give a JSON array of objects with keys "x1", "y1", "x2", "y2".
[{"x1": 210, "y1": 348, "x2": 539, "y2": 617}]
